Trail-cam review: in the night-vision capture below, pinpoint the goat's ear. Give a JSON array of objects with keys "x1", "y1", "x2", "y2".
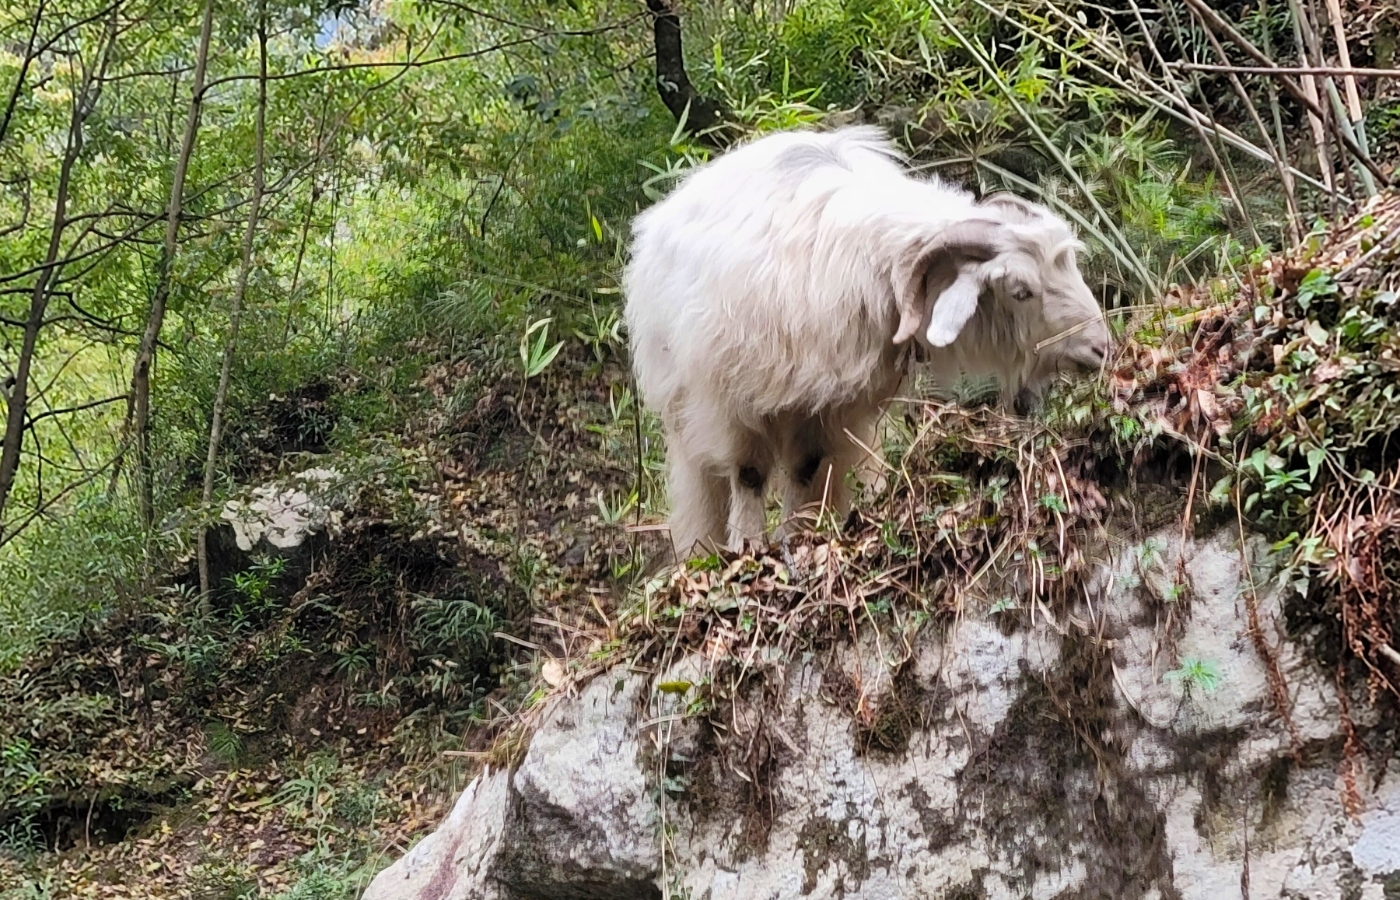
[
  {"x1": 1049, "y1": 240, "x2": 1083, "y2": 272},
  {"x1": 977, "y1": 192, "x2": 1041, "y2": 223},
  {"x1": 893, "y1": 219, "x2": 1005, "y2": 345}
]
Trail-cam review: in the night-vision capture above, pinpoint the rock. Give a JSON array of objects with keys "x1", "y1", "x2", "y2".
[
  {"x1": 362, "y1": 769, "x2": 513, "y2": 900},
  {"x1": 369, "y1": 528, "x2": 1393, "y2": 900},
  {"x1": 1353, "y1": 786, "x2": 1400, "y2": 880},
  {"x1": 219, "y1": 467, "x2": 343, "y2": 552},
  {"x1": 198, "y1": 467, "x2": 346, "y2": 597},
  {"x1": 496, "y1": 671, "x2": 660, "y2": 897},
  {"x1": 363, "y1": 671, "x2": 659, "y2": 900}
]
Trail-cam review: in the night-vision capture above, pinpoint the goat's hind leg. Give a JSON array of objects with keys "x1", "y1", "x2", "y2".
[{"x1": 777, "y1": 417, "x2": 849, "y2": 537}]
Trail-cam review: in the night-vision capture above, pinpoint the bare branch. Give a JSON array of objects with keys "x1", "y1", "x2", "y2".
[
  {"x1": 0, "y1": 0, "x2": 46, "y2": 148},
  {"x1": 0, "y1": 439, "x2": 130, "y2": 549},
  {"x1": 198, "y1": 37, "x2": 544, "y2": 96},
  {"x1": 0, "y1": 8, "x2": 118, "y2": 543},
  {"x1": 25, "y1": 394, "x2": 125, "y2": 428}
]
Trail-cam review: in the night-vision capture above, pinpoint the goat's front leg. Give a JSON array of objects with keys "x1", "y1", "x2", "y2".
[
  {"x1": 727, "y1": 461, "x2": 769, "y2": 552},
  {"x1": 667, "y1": 453, "x2": 729, "y2": 561}
]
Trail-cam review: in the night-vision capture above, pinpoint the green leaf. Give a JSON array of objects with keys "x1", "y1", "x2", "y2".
[
  {"x1": 1208, "y1": 474, "x2": 1233, "y2": 505},
  {"x1": 1305, "y1": 446, "x2": 1327, "y2": 482}
]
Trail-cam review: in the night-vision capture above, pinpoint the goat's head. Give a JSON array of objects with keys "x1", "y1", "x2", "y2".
[{"x1": 892, "y1": 192, "x2": 1112, "y2": 406}]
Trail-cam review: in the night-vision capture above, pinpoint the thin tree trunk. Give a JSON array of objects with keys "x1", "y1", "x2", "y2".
[
  {"x1": 198, "y1": 0, "x2": 267, "y2": 600},
  {"x1": 123, "y1": 0, "x2": 215, "y2": 528},
  {"x1": 278, "y1": 183, "x2": 318, "y2": 349},
  {"x1": 0, "y1": 15, "x2": 115, "y2": 544},
  {"x1": 643, "y1": 0, "x2": 730, "y2": 143},
  {"x1": 0, "y1": 120, "x2": 79, "y2": 543}
]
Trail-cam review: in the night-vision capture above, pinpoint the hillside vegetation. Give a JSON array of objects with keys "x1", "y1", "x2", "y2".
[{"x1": 0, "y1": 0, "x2": 1398, "y2": 896}]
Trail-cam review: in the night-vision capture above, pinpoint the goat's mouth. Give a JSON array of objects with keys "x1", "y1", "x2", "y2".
[{"x1": 1063, "y1": 342, "x2": 1111, "y2": 371}]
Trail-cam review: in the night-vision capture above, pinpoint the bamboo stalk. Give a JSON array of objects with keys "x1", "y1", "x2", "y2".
[
  {"x1": 1171, "y1": 62, "x2": 1400, "y2": 78},
  {"x1": 1189, "y1": 3, "x2": 1302, "y2": 243},
  {"x1": 1323, "y1": 76, "x2": 1378, "y2": 195},
  {"x1": 1005, "y1": 0, "x2": 1346, "y2": 202},
  {"x1": 1298, "y1": 0, "x2": 1375, "y2": 196},
  {"x1": 1288, "y1": 0, "x2": 1336, "y2": 195},
  {"x1": 1184, "y1": 0, "x2": 1388, "y2": 187},
  {"x1": 1321, "y1": 0, "x2": 1375, "y2": 184},
  {"x1": 1259, "y1": 0, "x2": 1302, "y2": 246},
  {"x1": 926, "y1": 0, "x2": 1155, "y2": 289},
  {"x1": 1134, "y1": 0, "x2": 1261, "y2": 248},
  {"x1": 1296, "y1": 0, "x2": 1372, "y2": 197}
]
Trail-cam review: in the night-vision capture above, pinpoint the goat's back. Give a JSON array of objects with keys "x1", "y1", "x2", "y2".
[{"x1": 623, "y1": 127, "x2": 974, "y2": 428}]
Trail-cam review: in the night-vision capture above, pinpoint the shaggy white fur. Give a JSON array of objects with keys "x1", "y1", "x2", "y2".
[{"x1": 623, "y1": 125, "x2": 1111, "y2": 557}]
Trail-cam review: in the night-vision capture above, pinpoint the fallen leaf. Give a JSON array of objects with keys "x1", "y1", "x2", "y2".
[{"x1": 1313, "y1": 360, "x2": 1344, "y2": 383}]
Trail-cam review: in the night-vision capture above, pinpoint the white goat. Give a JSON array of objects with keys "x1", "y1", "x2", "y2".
[{"x1": 623, "y1": 125, "x2": 1112, "y2": 557}]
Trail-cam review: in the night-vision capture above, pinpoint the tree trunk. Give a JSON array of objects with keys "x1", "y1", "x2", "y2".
[
  {"x1": 643, "y1": 0, "x2": 730, "y2": 144},
  {"x1": 124, "y1": 0, "x2": 215, "y2": 528},
  {"x1": 198, "y1": 0, "x2": 267, "y2": 600}
]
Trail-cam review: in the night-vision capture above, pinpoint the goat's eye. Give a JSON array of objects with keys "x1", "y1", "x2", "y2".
[{"x1": 1011, "y1": 284, "x2": 1033, "y2": 302}]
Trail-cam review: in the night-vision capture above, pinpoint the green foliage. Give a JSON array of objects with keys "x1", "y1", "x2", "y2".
[
  {"x1": 331, "y1": 782, "x2": 380, "y2": 829},
  {"x1": 189, "y1": 858, "x2": 259, "y2": 900},
  {"x1": 519, "y1": 317, "x2": 566, "y2": 380},
  {"x1": 205, "y1": 721, "x2": 245, "y2": 767},
  {"x1": 595, "y1": 488, "x2": 637, "y2": 526},
  {"x1": 1165, "y1": 657, "x2": 1223, "y2": 695},
  {"x1": 0, "y1": 738, "x2": 49, "y2": 855},
  {"x1": 275, "y1": 868, "x2": 360, "y2": 900},
  {"x1": 1237, "y1": 265, "x2": 1400, "y2": 532},
  {"x1": 987, "y1": 597, "x2": 1018, "y2": 616},
  {"x1": 574, "y1": 305, "x2": 624, "y2": 363},
  {"x1": 228, "y1": 556, "x2": 290, "y2": 629},
  {"x1": 411, "y1": 594, "x2": 499, "y2": 654},
  {"x1": 275, "y1": 752, "x2": 341, "y2": 822}
]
